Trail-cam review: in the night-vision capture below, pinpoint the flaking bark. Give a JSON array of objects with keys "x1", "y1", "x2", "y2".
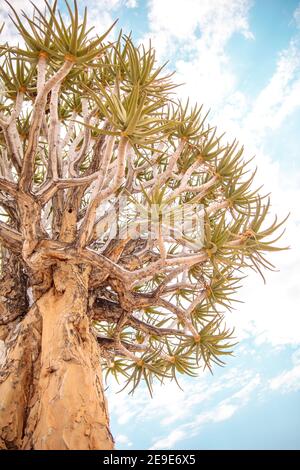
[{"x1": 0, "y1": 263, "x2": 113, "y2": 450}]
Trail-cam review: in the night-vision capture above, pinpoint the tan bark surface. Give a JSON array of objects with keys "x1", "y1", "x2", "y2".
[
  {"x1": 0, "y1": 263, "x2": 114, "y2": 450},
  {"x1": 0, "y1": 304, "x2": 41, "y2": 449}
]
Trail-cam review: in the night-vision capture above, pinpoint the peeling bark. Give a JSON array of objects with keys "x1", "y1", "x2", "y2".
[
  {"x1": 0, "y1": 262, "x2": 114, "y2": 450},
  {"x1": 0, "y1": 255, "x2": 28, "y2": 326},
  {"x1": 0, "y1": 304, "x2": 41, "y2": 449}
]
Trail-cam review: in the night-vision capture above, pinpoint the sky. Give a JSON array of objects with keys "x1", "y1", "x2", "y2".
[{"x1": 1, "y1": 0, "x2": 300, "y2": 451}]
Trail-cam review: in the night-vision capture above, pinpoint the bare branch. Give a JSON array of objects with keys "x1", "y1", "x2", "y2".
[
  {"x1": 129, "y1": 315, "x2": 189, "y2": 338},
  {"x1": 36, "y1": 171, "x2": 102, "y2": 205},
  {"x1": 78, "y1": 134, "x2": 118, "y2": 247},
  {"x1": 37, "y1": 55, "x2": 47, "y2": 91},
  {"x1": 19, "y1": 60, "x2": 74, "y2": 191},
  {"x1": 130, "y1": 252, "x2": 208, "y2": 285},
  {"x1": 150, "y1": 139, "x2": 185, "y2": 192},
  {"x1": 47, "y1": 82, "x2": 61, "y2": 180},
  {"x1": 97, "y1": 336, "x2": 147, "y2": 356},
  {"x1": 0, "y1": 92, "x2": 24, "y2": 173},
  {"x1": 68, "y1": 100, "x2": 95, "y2": 177},
  {"x1": 159, "y1": 298, "x2": 200, "y2": 339}
]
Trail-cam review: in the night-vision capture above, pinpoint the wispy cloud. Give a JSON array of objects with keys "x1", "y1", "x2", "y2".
[
  {"x1": 269, "y1": 347, "x2": 300, "y2": 393},
  {"x1": 126, "y1": 0, "x2": 138, "y2": 8},
  {"x1": 242, "y1": 40, "x2": 300, "y2": 142},
  {"x1": 0, "y1": 0, "x2": 133, "y2": 45},
  {"x1": 108, "y1": 366, "x2": 257, "y2": 428},
  {"x1": 293, "y1": 3, "x2": 300, "y2": 28},
  {"x1": 115, "y1": 433, "x2": 133, "y2": 447},
  {"x1": 150, "y1": 430, "x2": 186, "y2": 450},
  {"x1": 146, "y1": 0, "x2": 253, "y2": 54},
  {"x1": 0, "y1": 0, "x2": 46, "y2": 44},
  {"x1": 150, "y1": 374, "x2": 260, "y2": 449},
  {"x1": 269, "y1": 365, "x2": 300, "y2": 393},
  {"x1": 143, "y1": 0, "x2": 254, "y2": 110},
  {"x1": 108, "y1": 367, "x2": 262, "y2": 449},
  {"x1": 79, "y1": 0, "x2": 137, "y2": 11}
]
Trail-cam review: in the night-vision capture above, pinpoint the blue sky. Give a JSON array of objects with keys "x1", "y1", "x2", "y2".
[{"x1": 1, "y1": 0, "x2": 299, "y2": 451}]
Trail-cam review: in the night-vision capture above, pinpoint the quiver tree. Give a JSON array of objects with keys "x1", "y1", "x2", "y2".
[{"x1": 0, "y1": 0, "x2": 286, "y2": 450}]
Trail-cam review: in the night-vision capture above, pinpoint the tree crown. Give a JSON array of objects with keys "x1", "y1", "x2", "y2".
[{"x1": 0, "y1": 0, "x2": 287, "y2": 395}]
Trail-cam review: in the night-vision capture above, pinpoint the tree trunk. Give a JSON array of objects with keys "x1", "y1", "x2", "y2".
[{"x1": 0, "y1": 262, "x2": 114, "y2": 450}]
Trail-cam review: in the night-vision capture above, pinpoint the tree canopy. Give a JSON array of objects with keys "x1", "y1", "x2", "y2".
[{"x1": 0, "y1": 0, "x2": 287, "y2": 396}]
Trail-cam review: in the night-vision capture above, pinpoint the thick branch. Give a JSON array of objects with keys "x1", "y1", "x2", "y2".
[
  {"x1": 91, "y1": 298, "x2": 194, "y2": 338},
  {"x1": 47, "y1": 82, "x2": 61, "y2": 180},
  {"x1": 78, "y1": 136, "x2": 129, "y2": 248},
  {"x1": 68, "y1": 100, "x2": 94, "y2": 176},
  {"x1": 19, "y1": 60, "x2": 73, "y2": 191},
  {"x1": 0, "y1": 221, "x2": 22, "y2": 252},
  {"x1": 150, "y1": 139, "x2": 185, "y2": 192},
  {"x1": 0, "y1": 177, "x2": 18, "y2": 197},
  {"x1": 36, "y1": 171, "x2": 101, "y2": 205},
  {"x1": 97, "y1": 336, "x2": 147, "y2": 355}
]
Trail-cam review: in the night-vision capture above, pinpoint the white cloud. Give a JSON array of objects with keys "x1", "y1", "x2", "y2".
[
  {"x1": 150, "y1": 430, "x2": 186, "y2": 450},
  {"x1": 143, "y1": 0, "x2": 253, "y2": 110},
  {"x1": 107, "y1": 367, "x2": 261, "y2": 450},
  {"x1": 90, "y1": 0, "x2": 122, "y2": 9},
  {"x1": 0, "y1": 0, "x2": 45, "y2": 14},
  {"x1": 214, "y1": 32, "x2": 300, "y2": 347},
  {"x1": 268, "y1": 347, "x2": 300, "y2": 393},
  {"x1": 80, "y1": 0, "x2": 137, "y2": 12},
  {"x1": 150, "y1": 374, "x2": 260, "y2": 449},
  {"x1": 292, "y1": 348, "x2": 300, "y2": 365},
  {"x1": 107, "y1": 365, "x2": 259, "y2": 431},
  {"x1": 115, "y1": 433, "x2": 133, "y2": 447},
  {"x1": 126, "y1": 0, "x2": 138, "y2": 8},
  {"x1": 81, "y1": 0, "x2": 139, "y2": 40},
  {"x1": 294, "y1": 3, "x2": 300, "y2": 28},
  {"x1": 0, "y1": 0, "x2": 46, "y2": 44},
  {"x1": 242, "y1": 39, "x2": 300, "y2": 141},
  {"x1": 0, "y1": 1, "x2": 121, "y2": 47},
  {"x1": 269, "y1": 364, "x2": 300, "y2": 393},
  {"x1": 147, "y1": 0, "x2": 253, "y2": 51}
]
